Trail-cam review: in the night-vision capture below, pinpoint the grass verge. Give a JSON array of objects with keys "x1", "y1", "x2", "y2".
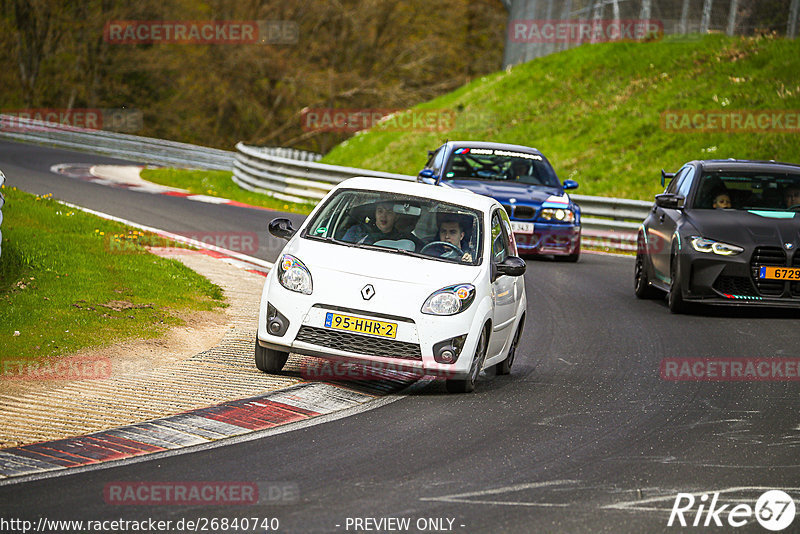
[
  {"x1": 0, "y1": 186, "x2": 225, "y2": 366},
  {"x1": 320, "y1": 34, "x2": 800, "y2": 201},
  {"x1": 141, "y1": 168, "x2": 316, "y2": 215}
]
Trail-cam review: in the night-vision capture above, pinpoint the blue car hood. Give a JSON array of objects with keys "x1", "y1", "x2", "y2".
[{"x1": 444, "y1": 179, "x2": 564, "y2": 206}]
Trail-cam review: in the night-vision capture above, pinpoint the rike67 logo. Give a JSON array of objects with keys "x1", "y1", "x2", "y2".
[{"x1": 668, "y1": 490, "x2": 795, "y2": 531}]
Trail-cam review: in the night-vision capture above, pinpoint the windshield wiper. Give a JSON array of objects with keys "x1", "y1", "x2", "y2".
[{"x1": 304, "y1": 234, "x2": 359, "y2": 247}]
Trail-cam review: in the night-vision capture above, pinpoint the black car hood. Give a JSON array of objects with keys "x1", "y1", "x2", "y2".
[{"x1": 685, "y1": 209, "x2": 800, "y2": 249}]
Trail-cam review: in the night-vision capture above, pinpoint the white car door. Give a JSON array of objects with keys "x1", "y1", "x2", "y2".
[{"x1": 488, "y1": 209, "x2": 518, "y2": 359}]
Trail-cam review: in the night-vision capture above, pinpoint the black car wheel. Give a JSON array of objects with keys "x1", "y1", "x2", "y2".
[
  {"x1": 446, "y1": 328, "x2": 488, "y2": 393},
  {"x1": 668, "y1": 250, "x2": 689, "y2": 314},
  {"x1": 254, "y1": 337, "x2": 289, "y2": 373},
  {"x1": 634, "y1": 240, "x2": 661, "y2": 299}
]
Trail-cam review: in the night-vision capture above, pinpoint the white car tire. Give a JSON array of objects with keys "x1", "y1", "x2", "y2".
[
  {"x1": 254, "y1": 337, "x2": 289, "y2": 373},
  {"x1": 446, "y1": 327, "x2": 488, "y2": 394}
]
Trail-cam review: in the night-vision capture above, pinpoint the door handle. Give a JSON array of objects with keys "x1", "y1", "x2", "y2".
[{"x1": 659, "y1": 213, "x2": 665, "y2": 223}]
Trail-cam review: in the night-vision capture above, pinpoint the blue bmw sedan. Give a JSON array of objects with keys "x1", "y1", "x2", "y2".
[{"x1": 418, "y1": 141, "x2": 581, "y2": 261}]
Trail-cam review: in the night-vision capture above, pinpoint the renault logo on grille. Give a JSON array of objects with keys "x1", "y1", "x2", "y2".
[
  {"x1": 786, "y1": 243, "x2": 795, "y2": 250},
  {"x1": 361, "y1": 284, "x2": 375, "y2": 300}
]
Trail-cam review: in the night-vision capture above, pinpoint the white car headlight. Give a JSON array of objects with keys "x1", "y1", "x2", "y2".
[
  {"x1": 539, "y1": 208, "x2": 575, "y2": 222},
  {"x1": 690, "y1": 236, "x2": 743, "y2": 256},
  {"x1": 422, "y1": 284, "x2": 475, "y2": 315},
  {"x1": 277, "y1": 254, "x2": 313, "y2": 294}
]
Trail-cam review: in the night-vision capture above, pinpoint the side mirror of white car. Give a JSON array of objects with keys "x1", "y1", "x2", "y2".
[
  {"x1": 269, "y1": 217, "x2": 296, "y2": 240},
  {"x1": 492, "y1": 256, "x2": 526, "y2": 281}
]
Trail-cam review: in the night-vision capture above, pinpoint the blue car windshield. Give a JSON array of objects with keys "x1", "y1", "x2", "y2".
[
  {"x1": 443, "y1": 149, "x2": 561, "y2": 188},
  {"x1": 694, "y1": 172, "x2": 800, "y2": 211}
]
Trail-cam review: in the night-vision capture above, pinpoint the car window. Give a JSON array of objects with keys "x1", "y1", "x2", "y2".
[
  {"x1": 491, "y1": 210, "x2": 510, "y2": 263},
  {"x1": 693, "y1": 171, "x2": 800, "y2": 210},
  {"x1": 678, "y1": 166, "x2": 695, "y2": 198},
  {"x1": 303, "y1": 189, "x2": 483, "y2": 265},
  {"x1": 666, "y1": 166, "x2": 689, "y2": 194},
  {"x1": 497, "y1": 207, "x2": 518, "y2": 257},
  {"x1": 430, "y1": 147, "x2": 446, "y2": 173}
]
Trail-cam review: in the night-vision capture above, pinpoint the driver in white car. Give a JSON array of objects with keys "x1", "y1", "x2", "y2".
[{"x1": 437, "y1": 214, "x2": 473, "y2": 263}]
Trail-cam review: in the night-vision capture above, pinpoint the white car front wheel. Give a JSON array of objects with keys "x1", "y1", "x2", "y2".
[
  {"x1": 446, "y1": 327, "x2": 488, "y2": 394},
  {"x1": 255, "y1": 337, "x2": 289, "y2": 373}
]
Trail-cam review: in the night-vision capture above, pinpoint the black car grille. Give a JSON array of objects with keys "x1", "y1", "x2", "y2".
[
  {"x1": 750, "y1": 247, "x2": 786, "y2": 297},
  {"x1": 295, "y1": 326, "x2": 422, "y2": 361},
  {"x1": 713, "y1": 275, "x2": 757, "y2": 297},
  {"x1": 512, "y1": 206, "x2": 536, "y2": 220},
  {"x1": 501, "y1": 204, "x2": 536, "y2": 220},
  {"x1": 792, "y1": 251, "x2": 800, "y2": 297}
]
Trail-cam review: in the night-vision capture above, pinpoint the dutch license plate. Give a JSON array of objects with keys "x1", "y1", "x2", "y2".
[
  {"x1": 759, "y1": 266, "x2": 800, "y2": 280},
  {"x1": 511, "y1": 221, "x2": 534, "y2": 234},
  {"x1": 324, "y1": 312, "x2": 397, "y2": 338}
]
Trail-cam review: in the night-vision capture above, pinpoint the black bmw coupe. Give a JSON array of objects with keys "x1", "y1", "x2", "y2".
[{"x1": 635, "y1": 159, "x2": 800, "y2": 313}]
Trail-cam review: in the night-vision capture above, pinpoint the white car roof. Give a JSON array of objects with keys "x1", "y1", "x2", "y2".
[{"x1": 336, "y1": 177, "x2": 499, "y2": 213}]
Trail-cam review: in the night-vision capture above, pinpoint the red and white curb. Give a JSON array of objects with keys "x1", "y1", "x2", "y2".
[
  {"x1": 3, "y1": 192, "x2": 426, "y2": 483},
  {"x1": 0, "y1": 379, "x2": 426, "y2": 482},
  {"x1": 51, "y1": 163, "x2": 276, "y2": 212}
]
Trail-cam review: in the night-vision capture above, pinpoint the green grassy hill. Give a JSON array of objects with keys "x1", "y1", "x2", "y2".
[{"x1": 320, "y1": 34, "x2": 800, "y2": 200}]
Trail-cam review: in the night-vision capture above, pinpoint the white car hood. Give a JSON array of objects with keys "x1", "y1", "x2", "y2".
[{"x1": 281, "y1": 237, "x2": 481, "y2": 315}]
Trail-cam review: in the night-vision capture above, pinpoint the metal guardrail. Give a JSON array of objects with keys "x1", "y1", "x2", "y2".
[
  {"x1": 0, "y1": 114, "x2": 234, "y2": 170},
  {"x1": 0, "y1": 113, "x2": 651, "y2": 252},
  {"x1": 232, "y1": 143, "x2": 651, "y2": 249},
  {"x1": 0, "y1": 169, "x2": 5, "y2": 258},
  {"x1": 233, "y1": 142, "x2": 415, "y2": 203},
  {"x1": 571, "y1": 193, "x2": 651, "y2": 251},
  {"x1": 0, "y1": 114, "x2": 322, "y2": 171}
]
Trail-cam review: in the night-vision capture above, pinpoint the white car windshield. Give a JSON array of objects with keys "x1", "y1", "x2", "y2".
[{"x1": 303, "y1": 189, "x2": 482, "y2": 265}]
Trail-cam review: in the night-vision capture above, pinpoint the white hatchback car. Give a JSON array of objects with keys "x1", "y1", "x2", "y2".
[{"x1": 256, "y1": 177, "x2": 527, "y2": 393}]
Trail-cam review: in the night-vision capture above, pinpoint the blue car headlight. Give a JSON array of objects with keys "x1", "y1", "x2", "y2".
[
  {"x1": 690, "y1": 236, "x2": 743, "y2": 256},
  {"x1": 422, "y1": 284, "x2": 476, "y2": 315},
  {"x1": 277, "y1": 254, "x2": 313, "y2": 294},
  {"x1": 539, "y1": 208, "x2": 575, "y2": 222}
]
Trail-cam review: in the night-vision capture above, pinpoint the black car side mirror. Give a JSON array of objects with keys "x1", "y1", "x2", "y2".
[
  {"x1": 492, "y1": 256, "x2": 526, "y2": 281},
  {"x1": 654, "y1": 194, "x2": 684, "y2": 210},
  {"x1": 269, "y1": 218, "x2": 296, "y2": 240}
]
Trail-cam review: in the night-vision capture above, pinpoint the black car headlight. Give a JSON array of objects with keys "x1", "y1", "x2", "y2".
[
  {"x1": 690, "y1": 236, "x2": 744, "y2": 256},
  {"x1": 539, "y1": 208, "x2": 575, "y2": 223}
]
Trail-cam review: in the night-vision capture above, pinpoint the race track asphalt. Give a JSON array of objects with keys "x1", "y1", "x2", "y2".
[{"x1": 1, "y1": 140, "x2": 799, "y2": 533}]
